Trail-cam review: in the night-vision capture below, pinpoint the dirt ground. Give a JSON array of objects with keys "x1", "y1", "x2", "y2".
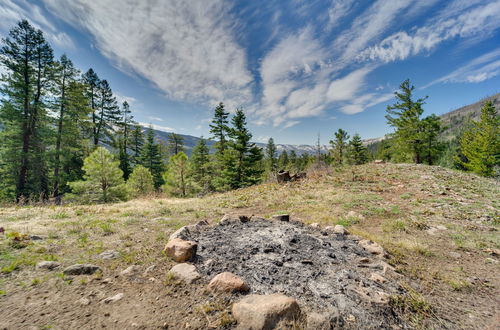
[{"x1": 0, "y1": 163, "x2": 499, "y2": 329}]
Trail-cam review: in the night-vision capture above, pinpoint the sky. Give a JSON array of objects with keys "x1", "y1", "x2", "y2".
[{"x1": 1, "y1": 0, "x2": 500, "y2": 145}]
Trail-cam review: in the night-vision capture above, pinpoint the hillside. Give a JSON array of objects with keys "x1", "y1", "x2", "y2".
[{"x1": 0, "y1": 163, "x2": 498, "y2": 329}]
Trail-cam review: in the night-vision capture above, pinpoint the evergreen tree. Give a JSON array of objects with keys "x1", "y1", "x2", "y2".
[
  {"x1": 167, "y1": 132, "x2": 185, "y2": 155},
  {"x1": 278, "y1": 150, "x2": 289, "y2": 170},
  {"x1": 222, "y1": 109, "x2": 263, "y2": 189},
  {"x1": 330, "y1": 129, "x2": 350, "y2": 165},
  {"x1": 116, "y1": 101, "x2": 134, "y2": 179},
  {"x1": 68, "y1": 147, "x2": 127, "y2": 203},
  {"x1": 265, "y1": 138, "x2": 278, "y2": 173},
  {"x1": 386, "y1": 79, "x2": 427, "y2": 163},
  {"x1": 288, "y1": 150, "x2": 298, "y2": 172},
  {"x1": 348, "y1": 133, "x2": 368, "y2": 165},
  {"x1": 93, "y1": 79, "x2": 120, "y2": 146},
  {"x1": 421, "y1": 114, "x2": 443, "y2": 165},
  {"x1": 130, "y1": 124, "x2": 144, "y2": 165},
  {"x1": 140, "y1": 127, "x2": 165, "y2": 189},
  {"x1": 189, "y1": 137, "x2": 212, "y2": 192},
  {"x1": 0, "y1": 20, "x2": 54, "y2": 202},
  {"x1": 82, "y1": 68, "x2": 100, "y2": 143},
  {"x1": 127, "y1": 165, "x2": 154, "y2": 197},
  {"x1": 51, "y1": 55, "x2": 90, "y2": 198},
  {"x1": 163, "y1": 151, "x2": 190, "y2": 197},
  {"x1": 457, "y1": 101, "x2": 500, "y2": 177},
  {"x1": 209, "y1": 102, "x2": 230, "y2": 155}
]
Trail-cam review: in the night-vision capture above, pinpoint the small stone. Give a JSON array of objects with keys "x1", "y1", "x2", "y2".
[
  {"x1": 370, "y1": 273, "x2": 387, "y2": 284},
  {"x1": 354, "y1": 286, "x2": 390, "y2": 305},
  {"x1": 208, "y1": 272, "x2": 249, "y2": 293},
  {"x1": 144, "y1": 265, "x2": 156, "y2": 275},
  {"x1": 272, "y1": 214, "x2": 290, "y2": 222},
  {"x1": 120, "y1": 265, "x2": 141, "y2": 277},
  {"x1": 169, "y1": 263, "x2": 201, "y2": 284},
  {"x1": 449, "y1": 251, "x2": 461, "y2": 259},
  {"x1": 164, "y1": 238, "x2": 197, "y2": 262},
  {"x1": 333, "y1": 225, "x2": 348, "y2": 235},
  {"x1": 77, "y1": 297, "x2": 91, "y2": 306},
  {"x1": 103, "y1": 293, "x2": 124, "y2": 304},
  {"x1": 36, "y1": 261, "x2": 61, "y2": 271},
  {"x1": 98, "y1": 250, "x2": 119, "y2": 260},
  {"x1": 486, "y1": 257, "x2": 499, "y2": 264},
  {"x1": 29, "y1": 235, "x2": 44, "y2": 240},
  {"x1": 310, "y1": 223, "x2": 320, "y2": 228},
  {"x1": 484, "y1": 248, "x2": 500, "y2": 256},
  {"x1": 306, "y1": 310, "x2": 339, "y2": 330},
  {"x1": 358, "y1": 240, "x2": 386, "y2": 257},
  {"x1": 63, "y1": 264, "x2": 100, "y2": 275},
  {"x1": 232, "y1": 294, "x2": 300, "y2": 329}
]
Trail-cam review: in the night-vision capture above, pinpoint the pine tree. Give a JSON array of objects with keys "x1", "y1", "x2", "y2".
[
  {"x1": 348, "y1": 133, "x2": 368, "y2": 165},
  {"x1": 330, "y1": 129, "x2": 350, "y2": 165},
  {"x1": 163, "y1": 152, "x2": 190, "y2": 197},
  {"x1": 421, "y1": 114, "x2": 443, "y2": 165},
  {"x1": 457, "y1": 101, "x2": 500, "y2": 177},
  {"x1": 68, "y1": 147, "x2": 127, "y2": 203},
  {"x1": 209, "y1": 102, "x2": 230, "y2": 155},
  {"x1": 288, "y1": 150, "x2": 298, "y2": 172},
  {"x1": 265, "y1": 138, "x2": 278, "y2": 173},
  {"x1": 386, "y1": 79, "x2": 427, "y2": 163},
  {"x1": 167, "y1": 132, "x2": 185, "y2": 155},
  {"x1": 116, "y1": 101, "x2": 134, "y2": 179},
  {"x1": 93, "y1": 79, "x2": 120, "y2": 146},
  {"x1": 189, "y1": 137, "x2": 212, "y2": 192},
  {"x1": 278, "y1": 150, "x2": 289, "y2": 170},
  {"x1": 51, "y1": 55, "x2": 90, "y2": 198},
  {"x1": 140, "y1": 127, "x2": 165, "y2": 189},
  {"x1": 0, "y1": 20, "x2": 54, "y2": 202},
  {"x1": 127, "y1": 165, "x2": 154, "y2": 197},
  {"x1": 222, "y1": 109, "x2": 263, "y2": 189},
  {"x1": 82, "y1": 68, "x2": 100, "y2": 143},
  {"x1": 130, "y1": 124, "x2": 144, "y2": 165}
]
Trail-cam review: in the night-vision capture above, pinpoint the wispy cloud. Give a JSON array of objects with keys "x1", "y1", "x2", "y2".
[
  {"x1": 425, "y1": 48, "x2": 500, "y2": 87},
  {"x1": 43, "y1": 0, "x2": 253, "y2": 110},
  {"x1": 358, "y1": 1, "x2": 500, "y2": 63},
  {"x1": 138, "y1": 122, "x2": 174, "y2": 133},
  {"x1": 147, "y1": 116, "x2": 165, "y2": 122},
  {"x1": 0, "y1": 0, "x2": 73, "y2": 49}
]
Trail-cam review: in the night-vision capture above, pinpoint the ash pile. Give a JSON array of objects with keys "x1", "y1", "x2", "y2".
[{"x1": 188, "y1": 215, "x2": 407, "y2": 329}]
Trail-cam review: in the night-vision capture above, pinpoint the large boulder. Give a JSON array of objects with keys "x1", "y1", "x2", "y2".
[
  {"x1": 232, "y1": 294, "x2": 300, "y2": 330},
  {"x1": 208, "y1": 272, "x2": 249, "y2": 293},
  {"x1": 169, "y1": 263, "x2": 201, "y2": 284},
  {"x1": 164, "y1": 238, "x2": 197, "y2": 262},
  {"x1": 63, "y1": 264, "x2": 100, "y2": 275}
]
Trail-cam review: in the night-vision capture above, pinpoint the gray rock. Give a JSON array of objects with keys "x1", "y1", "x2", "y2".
[
  {"x1": 36, "y1": 261, "x2": 61, "y2": 271},
  {"x1": 169, "y1": 226, "x2": 191, "y2": 241},
  {"x1": 306, "y1": 309, "x2": 340, "y2": 330},
  {"x1": 272, "y1": 214, "x2": 290, "y2": 222},
  {"x1": 120, "y1": 265, "x2": 141, "y2": 277},
  {"x1": 63, "y1": 264, "x2": 100, "y2": 275},
  {"x1": 103, "y1": 293, "x2": 124, "y2": 304},
  {"x1": 333, "y1": 225, "x2": 348, "y2": 235},
  {"x1": 98, "y1": 250, "x2": 119, "y2": 260},
  {"x1": 29, "y1": 235, "x2": 44, "y2": 240},
  {"x1": 169, "y1": 263, "x2": 201, "y2": 284}
]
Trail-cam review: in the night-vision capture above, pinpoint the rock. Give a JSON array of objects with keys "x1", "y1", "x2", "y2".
[
  {"x1": 292, "y1": 172, "x2": 307, "y2": 181},
  {"x1": 63, "y1": 264, "x2": 100, "y2": 275},
  {"x1": 103, "y1": 293, "x2": 124, "y2": 304},
  {"x1": 29, "y1": 235, "x2": 44, "y2": 240},
  {"x1": 310, "y1": 223, "x2": 320, "y2": 228},
  {"x1": 98, "y1": 250, "x2": 119, "y2": 260},
  {"x1": 143, "y1": 265, "x2": 156, "y2": 275},
  {"x1": 272, "y1": 214, "x2": 290, "y2": 222},
  {"x1": 484, "y1": 248, "x2": 500, "y2": 256},
  {"x1": 449, "y1": 251, "x2": 461, "y2": 259},
  {"x1": 370, "y1": 273, "x2": 387, "y2": 284},
  {"x1": 250, "y1": 216, "x2": 266, "y2": 222},
  {"x1": 232, "y1": 294, "x2": 300, "y2": 330},
  {"x1": 333, "y1": 225, "x2": 348, "y2": 235},
  {"x1": 169, "y1": 263, "x2": 201, "y2": 284},
  {"x1": 306, "y1": 309, "x2": 340, "y2": 330},
  {"x1": 120, "y1": 265, "x2": 141, "y2": 277},
  {"x1": 164, "y1": 238, "x2": 197, "y2": 262},
  {"x1": 358, "y1": 240, "x2": 386, "y2": 257},
  {"x1": 220, "y1": 215, "x2": 250, "y2": 225},
  {"x1": 374, "y1": 160, "x2": 385, "y2": 164},
  {"x1": 77, "y1": 297, "x2": 91, "y2": 306},
  {"x1": 169, "y1": 226, "x2": 191, "y2": 241},
  {"x1": 208, "y1": 272, "x2": 249, "y2": 293},
  {"x1": 353, "y1": 286, "x2": 390, "y2": 305},
  {"x1": 486, "y1": 257, "x2": 499, "y2": 264},
  {"x1": 238, "y1": 215, "x2": 250, "y2": 223},
  {"x1": 36, "y1": 261, "x2": 61, "y2": 271}
]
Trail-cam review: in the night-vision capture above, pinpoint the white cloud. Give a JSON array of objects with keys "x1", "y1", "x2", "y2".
[
  {"x1": 425, "y1": 48, "x2": 500, "y2": 87},
  {"x1": 327, "y1": 67, "x2": 374, "y2": 102},
  {"x1": 138, "y1": 122, "x2": 174, "y2": 133},
  {"x1": 114, "y1": 93, "x2": 137, "y2": 106},
  {"x1": 147, "y1": 116, "x2": 165, "y2": 122},
  {"x1": 358, "y1": 1, "x2": 500, "y2": 63},
  {"x1": 0, "y1": 0, "x2": 74, "y2": 49},
  {"x1": 42, "y1": 0, "x2": 252, "y2": 111},
  {"x1": 326, "y1": 0, "x2": 355, "y2": 31},
  {"x1": 340, "y1": 92, "x2": 394, "y2": 115}
]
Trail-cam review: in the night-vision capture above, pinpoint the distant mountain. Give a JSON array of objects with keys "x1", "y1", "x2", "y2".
[
  {"x1": 149, "y1": 129, "x2": 327, "y2": 156},
  {"x1": 149, "y1": 92, "x2": 500, "y2": 156}
]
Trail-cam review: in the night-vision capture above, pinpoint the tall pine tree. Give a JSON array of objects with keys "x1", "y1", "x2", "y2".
[
  {"x1": 330, "y1": 129, "x2": 350, "y2": 165},
  {"x1": 189, "y1": 137, "x2": 212, "y2": 193},
  {"x1": 140, "y1": 127, "x2": 165, "y2": 189}
]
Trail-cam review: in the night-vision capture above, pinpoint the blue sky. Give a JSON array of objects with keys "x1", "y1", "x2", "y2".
[{"x1": 1, "y1": 0, "x2": 500, "y2": 145}]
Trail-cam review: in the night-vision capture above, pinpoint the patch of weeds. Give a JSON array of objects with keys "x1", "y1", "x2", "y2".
[
  {"x1": 31, "y1": 277, "x2": 42, "y2": 286},
  {"x1": 336, "y1": 216, "x2": 359, "y2": 227},
  {"x1": 389, "y1": 205, "x2": 401, "y2": 215},
  {"x1": 383, "y1": 219, "x2": 406, "y2": 232},
  {"x1": 155, "y1": 232, "x2": 167, "y2": 242},
  {"x1": 99, "y1": 223, "x2": 115, "y2": 236},
  {"x1": 158, "y1": 207, "x2": 172, "y2": 216},
  {"x1": 450, "y1": 233, "x2": 466, "y2": 249},
  {"x1": 124, "y1": 218, "x2": 139, "y2": 226},
  {"x1": 400, "y1": 193, "x2": 412, "y2": 200},
  {"x1": 52, "y1": 212, "x2": 68, "y2": 219},
  {"x1": 77, "y1": 233, "x2": 89, "y2": 246},
  {"x1": 0, "y1": 290, "x2": 5, "y2": 295},
  {"x1": 6, "y1": 232, "x2": 30, "y2": 249},
  {"x1": 390, "y1": 283, "x2": 432, "y2": 325},
  {"x1": 164, "y1": 272, "x2": 181, "y2": 286},
  {"x1": 56, "y1": 272, "x2": 72, "y2": 284},
  {"x1": 75, "y1": 209, "x2": 84, "y2": 216},
  {"x1": 447, "y1": 279, "x2": 472, "y2": 292}
]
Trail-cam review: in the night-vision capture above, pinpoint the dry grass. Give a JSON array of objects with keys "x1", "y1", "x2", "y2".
[{"x1": 0, "y1": 163, "x2": 498, "y2": 329}]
